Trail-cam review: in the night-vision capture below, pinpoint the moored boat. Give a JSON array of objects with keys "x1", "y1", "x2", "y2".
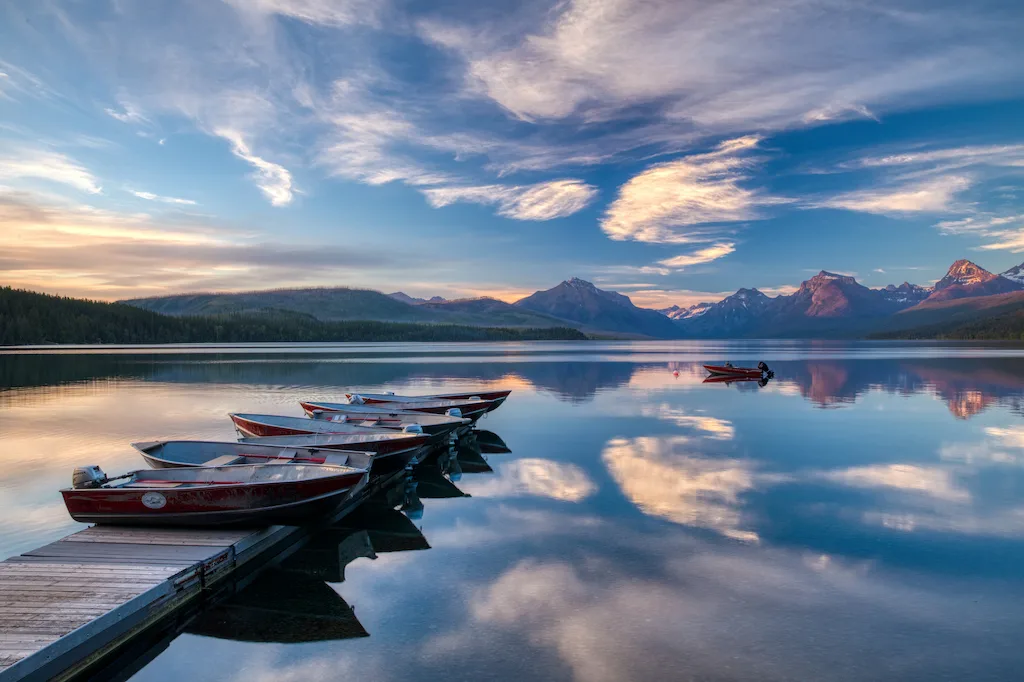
[
  {"x1": 300, "y1": 401, "x2": 471, "y2": 440},
  {"x1": 132, "y1": 439, "x2": 418, "y2": 481},
  {"x1": 347, "y1": 390, "x2": 511, "y2": 412},
  {"x1": 61, "y1": 463, "x2": 367, "y2": 527},
  {"x1": 230, "y1": 412, "x2": 428, "y2": 441},
  {"x1": 703, "y1": 364, "x2": 763, "y2": 377},
  {"x1": 343, "y1": 395, "x2": 496, "y2": 421},
  {"x1": 237, "y1": 433, "x2": 424, "y2": 474},
  {"x1": 703, "y1": 374, "x2": 759, "y2": 384}
]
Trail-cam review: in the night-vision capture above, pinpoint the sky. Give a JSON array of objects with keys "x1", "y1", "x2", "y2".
[{"x1": 1, "y1": 0, "x2": 1023, "y2": 309}]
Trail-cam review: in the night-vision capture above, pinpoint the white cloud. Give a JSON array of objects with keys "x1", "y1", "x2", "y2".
[
  {"x1": 638, "y1": 406, "x2": 735, "y2": 440},
  {"x1": 467, "y1": 458, "x2": 597, "y2": 502},
  {"x1": 422, "y1": 179, "x2": 597, "y2": 221},
  {"x1": 624, "y1": 287, "x2": 736, "y2": 309},
  {"x1": 854, "y1": 144, "x2": 1024, "y2": 171},
  {"x1": 602, "y1": 436, "x2": 759, "y2": 541},
  {"x1": 215, "y1": 128, "x2": 294, "y2": 207},
  {"x1": 658, "y1": 242, "x2": 735, "y2": 270},
  {"x1": 130, "y1": 190, "x2": 197, "y2": 205},
  {"x1": 936, "y1": 214, "x2": 1024, "y2": 252},
  {"x1": 105, "y1": 100, "x2": 148, "y2": 125},
  {"x1": 814, "y1": 175, "x2": 972, "y2": 215},
  {"x1": 757, "y1": 284, "x2": 798, "y2": 297},
  {"x1": 984, "y1": 427, "x2": 1024, "y2": 450},
  {"x1": 224, "y1": 0, "x2": 381, "y2": 27},
  {"x1": 601, "y1": 136, "x2": 784, "y2": 244},
  {"x1": 0, "y1": 188, "x2": 405, "y2": 299},
  {"x1": 422, "y1": 0, "x2": 1022, "y2": 131},
  {"x1": 821, "y1": 464, "x2": 969, "y2": 503},
  {"x1": 0, "y1": 149, "x2": 102, "y2": 194}
]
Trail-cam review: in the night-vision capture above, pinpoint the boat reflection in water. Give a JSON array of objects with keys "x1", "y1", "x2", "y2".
[
  {"x1": 82, "y1": 430, "x2": 506, "y2": 680},
  {"x1": 702, "y1": 374, "x2": 774, "y2": 388}
]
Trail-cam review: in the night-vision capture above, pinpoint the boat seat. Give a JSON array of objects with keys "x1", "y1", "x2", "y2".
[
  {"x1": 202, "y1": 455, "x2": 245, "y2": 466},
  {"x1": 266, "y1": 449, "x2": 298, "y2": 465}
]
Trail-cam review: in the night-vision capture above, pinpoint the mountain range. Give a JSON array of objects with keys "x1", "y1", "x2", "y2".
[
  {"x1": 665, "y1": 260, "x2": 1024, "y2": 338},
  {"x1": 121, "y1": 259, "x2": 1024, "y2": 339}
]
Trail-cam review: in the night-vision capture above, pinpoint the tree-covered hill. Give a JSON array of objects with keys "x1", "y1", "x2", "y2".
[
  {"x1": 0, "y1": 287, "x2": 587, "y2": 345},
  {"x1": 871, "y1": 305, "x2": 1024, "y2": 341}
]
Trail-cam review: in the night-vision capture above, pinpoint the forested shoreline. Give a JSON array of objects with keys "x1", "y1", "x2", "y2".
[{"x1": 0, "y1": 287, "x2": 587, "y2": 345}]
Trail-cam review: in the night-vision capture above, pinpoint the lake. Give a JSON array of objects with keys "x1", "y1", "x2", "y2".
[{"x1": 2, "y1": 341, "x2": 1024, "y2": 681}]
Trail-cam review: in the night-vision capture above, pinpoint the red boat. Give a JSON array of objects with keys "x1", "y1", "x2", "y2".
[
  {"x1": 703, "y1": 375, "x2": 764, "y2": 385},
  {"x1": 61, "y1": 463, "x2": 368, "y2": 527},
  {"x1": 134, "y1": 439, "x2": 418, "y2": 480},
  {"x1": 299, "y1": 402, "x2": 470, "y2": 441},
  {"x1": 703, "y1": 364, "x2": 764, "y2": 378},
  {"x1": 229, "y1": 413, "x2": 430, "y2": 451}
]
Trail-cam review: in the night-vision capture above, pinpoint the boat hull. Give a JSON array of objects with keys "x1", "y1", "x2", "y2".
[
  {"x1": 229, "y1": 414, "x2": 431, "y2": 451},
  {"x1": 299, "y1": 402, "x2": 470, "y2": 441},
  {"x1": 343, "y1": 396, "x2": 495, "y2": 421},
  {"x1": 702, "y1": 364, "x2": 763, "y2": 378},
  {"x1": 61, "y1": 469, "x2": 367, "y2": 527}
]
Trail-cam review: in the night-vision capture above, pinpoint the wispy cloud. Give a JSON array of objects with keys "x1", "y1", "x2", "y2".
[
  {"x1": 421, "y1": 0, "x2": 1022, "y2": 132},
  {"x1": 852, "y1": 144, "x2": 1024, "y2": 172},
  {"x1": 0, "y1": 189, "x2": 402, "y2": 299},
  {"x1": 602, "y1": 136, "x2": 785, "y2": 244},
  {"x1": 658, "y1": 242, "x2": 736, "y2": 270},
  {"x1": 105, "y1": 99, "x2": 148, "y2": 125},
  {"x1": 0, "y1": 148, "x2": 102, "y2": 194},
  {"x1": 215, "y1": 129, "x2": 294, "y2": 207},
  {"x1": 422, "y1": 179, "x2": 597, "y2": 221},
  {"x1": 129, "y1": 190, "x2": 197, "y2": 205},
  {"x1": 813, "y1": 175, "x2": 972, "y2": 215},
  {"x1": 224, "y1": 0, "x2": 382, "y2": 27}
]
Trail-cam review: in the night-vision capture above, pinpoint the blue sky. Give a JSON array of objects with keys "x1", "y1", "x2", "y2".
[{"x1": 1, "y1": 0, "x2": 1023, "y2": 307}]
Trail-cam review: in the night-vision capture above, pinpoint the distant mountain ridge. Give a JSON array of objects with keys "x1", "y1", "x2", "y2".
[
  {"x1": 664, "y1": 260, "x2": 1024, "y2": 338},
  {"x1": 514, "y1": 277, "x2": 683, "y2": 338},
  {"x1": 119, "y1": 258, "x2": 1024, "y2": 340},
  {"x1": 387, "y1": 292, "x2": 448, "y2": 305}
]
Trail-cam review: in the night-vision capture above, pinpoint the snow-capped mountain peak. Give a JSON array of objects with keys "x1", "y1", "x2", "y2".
[{"x1": 1001, "y1": 262, "x2": 1024, "y2": 285}]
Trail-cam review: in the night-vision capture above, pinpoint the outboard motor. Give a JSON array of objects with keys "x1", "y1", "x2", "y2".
[
  {"x1": 349, "y1": 394, "x2": 365, "y2": 405},
  {"x1": 445, "y1": 408, "x2": 463, "y2": 418},
  {"x1": 311, "y1": 409, "x2": 325, "y2": 420},
  {"x1": 72, "y1": 465, "x2": 107, "y2": 489},
  {"x1": 402, "y1": 424, "x2": 424, "y2": 434}
]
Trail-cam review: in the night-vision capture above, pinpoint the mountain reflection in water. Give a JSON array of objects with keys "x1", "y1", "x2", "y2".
[
  {"x1": 3, "y1": 343, "x2": 1024, "y2": 682},
  {"x1": 5, "y1": 348, "x2": 1023, "y2": 418}
]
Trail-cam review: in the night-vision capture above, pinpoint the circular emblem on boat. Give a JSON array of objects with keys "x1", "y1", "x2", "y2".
[{"x1": 141, "y1": 492, "x2": 167, "y2": 509}]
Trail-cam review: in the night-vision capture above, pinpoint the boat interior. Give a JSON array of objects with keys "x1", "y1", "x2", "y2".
[
  {"x1": 113, "y1": 464, "x2": 361, "y2": 489},
  {"x1": 134, "y1": 441, "x2": 375, "y2": 472}
]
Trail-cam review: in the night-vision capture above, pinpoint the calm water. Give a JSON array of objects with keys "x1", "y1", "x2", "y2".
[{"x1": 3, "y1": 341, "x2": 1024, "y2": 681}]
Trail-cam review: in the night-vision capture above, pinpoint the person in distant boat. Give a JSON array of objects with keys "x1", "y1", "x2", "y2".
[{"x1": 724, "y1": 361, "x2": 733, "y2": 368}]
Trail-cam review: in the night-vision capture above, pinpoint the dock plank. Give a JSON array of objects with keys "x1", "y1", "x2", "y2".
[
  {"x1": 63, "y1": 527, "x2": 253, "y2": 546},
  {"x1": 0, "y1": 467, "x2": 407, "y2": 680},
  {"x1": 19, "y1": 542, "x2": 231, "y2": 564}
]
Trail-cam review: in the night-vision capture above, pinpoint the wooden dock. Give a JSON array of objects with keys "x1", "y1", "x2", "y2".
[{"x1": 0, "y1": 471, "x2": 404, "y2": 682}]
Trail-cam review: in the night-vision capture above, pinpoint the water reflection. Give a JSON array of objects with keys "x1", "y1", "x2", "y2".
[
  {"x1": 602, "y1": 436, "x2": 759, "y2": 542},
  {"x1": 3, "y1": 344, "x2": 1024, "y2": 681},
  {"x1": 92, "y1": 445, "x2": 497, "y2": 681},
  {"x1": 5, "y1": 349, "x2": 1024, "y2": 418}
]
